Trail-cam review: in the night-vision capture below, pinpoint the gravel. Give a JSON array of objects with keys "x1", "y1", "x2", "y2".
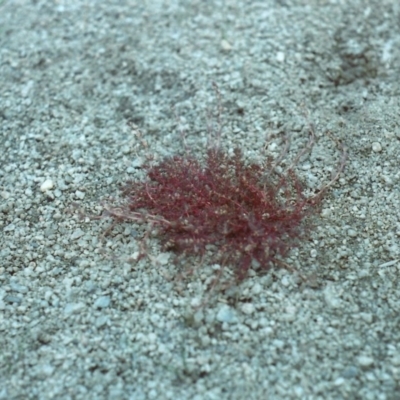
[{"x1": 1, "y1": 0, "x2": 400, "y2": 399}]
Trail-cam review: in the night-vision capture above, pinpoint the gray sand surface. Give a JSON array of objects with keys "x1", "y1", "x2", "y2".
[{"x1": 1, "y1": 1, "x2": 400, "y2": 399}]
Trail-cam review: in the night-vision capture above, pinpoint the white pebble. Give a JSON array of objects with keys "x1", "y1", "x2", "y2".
[
  {"x1": 40, "y1": 179, "x2": 54, "y2": 192},
  {"x1": 321, "y1": 208, "x2": 332, "y2": 217},
  {"x1": 75, "y1": 190, "x2": 85, "y2": 199},
  {"x1": 360, "y1": 313, "x2": 373, "y2": 323},
  {"x1": 347, "y1": 229, "x2": 357, "y2": 238},
  {"x1": 11, "y1": 283, "x2": 28, "y2": 293},
  {"x1": 281, "y1": 275, "x2": 291, "y2": 287},
  {"x1": 334, "y1": 377, "x2": 345, "y2": 386},
  {"x1": 391, "y1": 355, "x2": 400, "y2": 366},
  {"x1": 378, "y1": 259, "x2": 399, "y2": 268},
  {"x1": 241, "y1": 303, "x2": 255, "y2": 315},
  {"x1": 324, "y1": 286, "x2": 341, "y2": 308},
  {"x1": 95, "y1": 315, "x2": 109, "y2": 328},
  {"x1": 216, "y1": 305, "x2": 236, "y2": 323},
  {"x1": 94, "y1": 296, "x2": 111, "y2": 308},
  {"x1": 310, "y1": 249, "x2": 317, "y2": 258},
  {"x1": 147, "y1": 332, "x2": 157, "y2": 343},
  {"x1": 357, "y1": 355, "x2": 374, "y2": 368},
  {"x1": 220, "y1": 39, "x2": 232, "y2": 51},
  {"x1": 155, "y1": 252, "x2": 170, "y2": 265},
  {"x1": 71, "y1": 229, "x2": 84, "y2": 240},
  {"x1": 190, "y1": 297, "x2": 202, "y2": 308},
  {"x1": 64, "y1": 302, "x2": 85, "y2": 315},
  {"x1": 38, "y1": 364, "x2": 55, "y2": 378},
  {"x1": 276, "y1": 51, "x2": 285, "y2": 62},
  {"x1": 252, "y1": 282, "x2": 262, "y2": 295},
  {"x1": 371, "y1": 142, "x2": 382, "y2": 152},
  {"x1": 382, "y1": 175, "x2": 393, "y2": 185},
  {"x1": 132, "y1": 157, "x2": 145, "y2": 168}
]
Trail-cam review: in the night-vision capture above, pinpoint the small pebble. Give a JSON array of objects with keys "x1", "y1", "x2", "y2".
[
  {"x1": 371, "y1": 142, "x2": 382, "y2": 152},
  {"x1": 310, "y1": 249, "x2": 317, "y2": 258},
  {"x1": 71, "y1": 229, "x2": 85, "y2": 240},
  {"x1": 10, "y1": 283, "x2": 28, "y2": 293},
  {"x1": 334, "y1": 377, "x2": 345, "y2": 386},
  {"x1": 155, "y1": 252, "x2": 170, "y2": 265},
  {"x1": 64, "y1": 302, "x2": 85, "y2": 315},
  {"x1": 252, "y1": 282, "x2": 262, "y2": 295},
  {"x1": 75, "y1": 190, "x2": 85, "y2": 199},
  {"x1": 132, "y1": 157, "x2": 145, "y2": 168},
  {"x1": 281, "y1": 275, "x2": 291, "y2": 287},
  {"x1": 347, "y1": 229, "x2": 357, "y2": 238},
  {"x1": 4, "y1": 295, "x2": 22, "y2": 304},
  {"x1": 94, "y1": 296, "x2": 111, "y2": 309},
  {"x1": 147, "y1": 333, "x2": 157, "y2": 343},
  {"x1": 342, "y1": 366, "x2": 358, "y2": 378},
  {"x1": 220, "y1": 39, "x2": 232, "y2": 51},
  {"x1": 95, "y1": 315, "x2": 109, "y2": 328},
  {"x1": 360, "y1": 312, "x2": 373, "y2": 323},
  {"x1": 391, "y1": 355, "x2": 400, "y2": 366},
  {"x1": 276, "y1": 51, "x2": 285, "y2": 62},
  {"x1": 37, "y1": 364, "x2": 55, "y2": 378},
  {"x1": 357, "y1": 355, "x2": 374, "y2": 368},
  {"x1": 216, "y1": 305, "x2": 236, "y2": 323},
  {"x1": 324, "y1": 287, "x2": 341, "y2": 309},
  {"x1": 241, "y1": 303, "x2": 255, "y2": 315},
  {"x1": 190, "y1": 297, "x2": 202, "y2": 308},
  {"x1": 40, "y1": 179, "x2": 54, "y2": 192}
]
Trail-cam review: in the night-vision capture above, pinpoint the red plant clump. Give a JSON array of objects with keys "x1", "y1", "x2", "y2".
[{"x1": 104, "y1": 130, "x2": 346, "y2": 282}]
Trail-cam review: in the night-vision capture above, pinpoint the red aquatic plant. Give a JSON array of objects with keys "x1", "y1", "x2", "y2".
[{"x1": 104, "y1": 125, "x2": 346, "y2": 282}]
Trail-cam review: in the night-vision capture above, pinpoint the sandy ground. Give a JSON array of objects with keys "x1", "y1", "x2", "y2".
[{"x1": 1, "y1": 0, "x2": 400, "y2": 399}]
